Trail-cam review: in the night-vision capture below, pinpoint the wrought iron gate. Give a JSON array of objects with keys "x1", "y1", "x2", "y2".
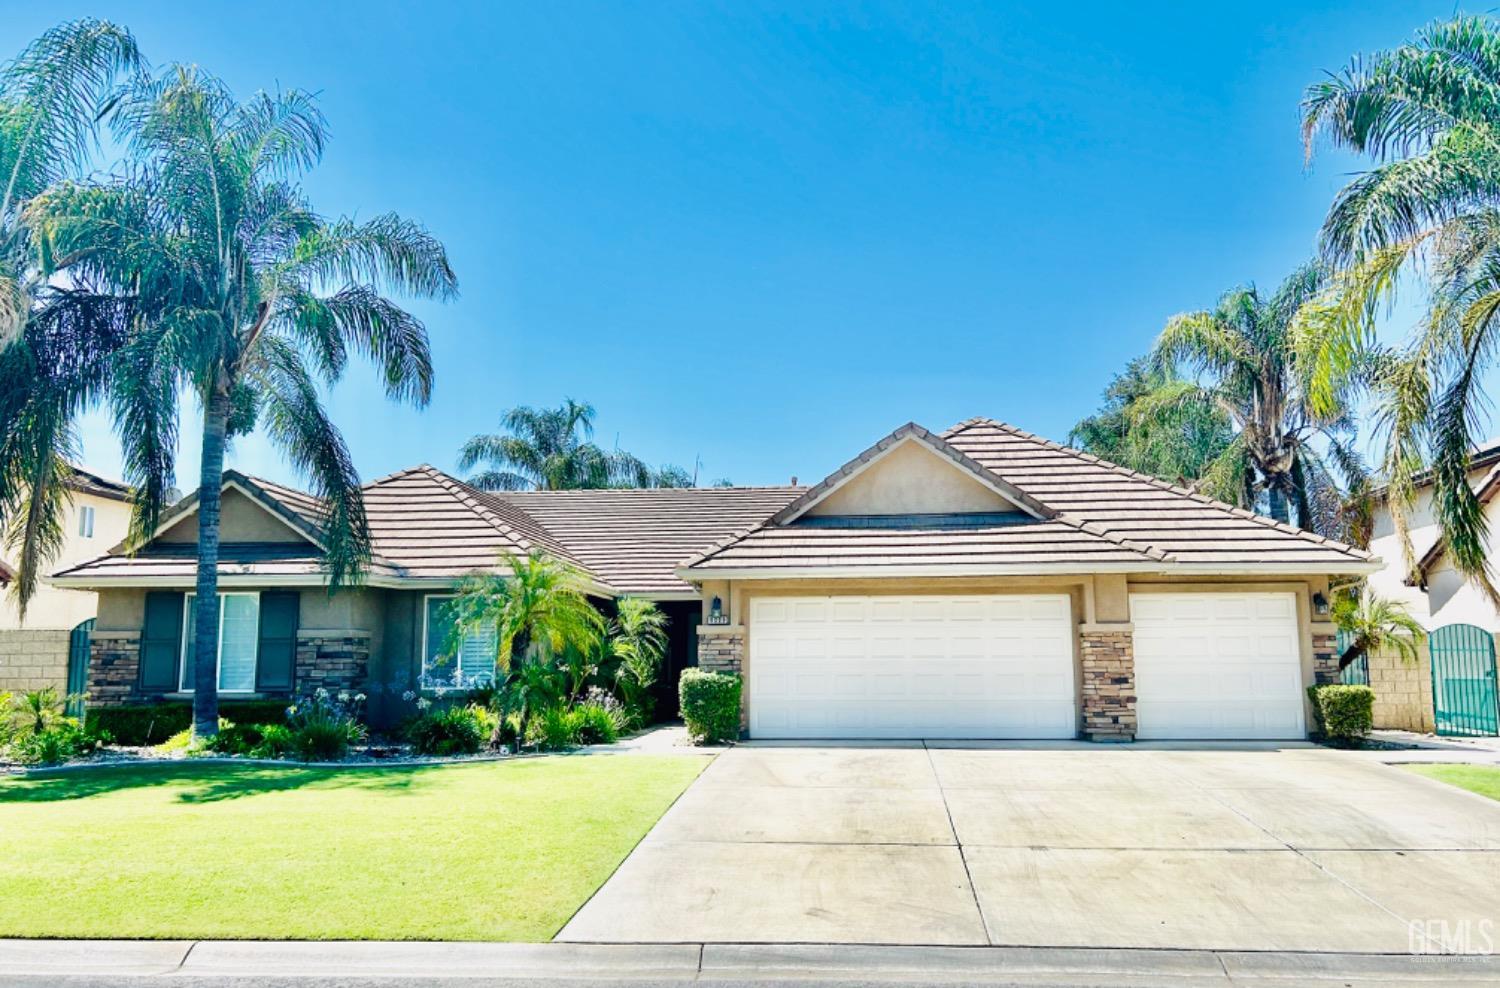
[
  {"x1": 1335, "y1": 629, "x2": 1369, "y2": 686},
  {"x1": 66, "y1": 618, "x2": 93, "y2": 718},
  {"x1": 1429, "y1": 623, "x2": 1499, "y2": 737}
]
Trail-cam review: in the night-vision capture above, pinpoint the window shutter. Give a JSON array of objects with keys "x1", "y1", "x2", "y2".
[
  {"x1": 256, "y1": 592, "x2": 300, "y2": 692},
  {"x1": 139, "y1": 591, "x2": 184, "y2": 692}
]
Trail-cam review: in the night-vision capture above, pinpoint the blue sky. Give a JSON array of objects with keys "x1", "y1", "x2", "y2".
[{"x1": 9, "y1": 1, "x2": 1467, "y2": 488}]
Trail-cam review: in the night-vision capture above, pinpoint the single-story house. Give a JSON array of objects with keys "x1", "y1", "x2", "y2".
[{"x1": 51, "y1": 418, "x2": 1378, "y2": 740}]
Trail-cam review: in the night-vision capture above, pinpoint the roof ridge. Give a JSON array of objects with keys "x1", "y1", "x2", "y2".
[
  {"x1": 979, "y1": 420, "x2": 1374, "y2": 561},
  {"x1": 363, "y1": 464, "x2": 436, "y2": 488},
  {"x1": 418, "y1": 466, "x2": 537, "y2": 554}
]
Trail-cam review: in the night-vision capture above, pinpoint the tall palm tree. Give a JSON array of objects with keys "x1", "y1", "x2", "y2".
[
  {"x1": 1144, "y1": 263, "x2": 1368, "y2": 536},
  {"x1": 1302, "y1": 14, "x2": 1500, "y2": 591},
  {"x1": 0, "y1": 20, "x2": 140, "y2": 607},
  {"x1": 459, "y1": 400, "x2": 651, "y2": 490},
  {"x1": 6, "y1": 67, "x2": 457, "y2": 737},
  {"x1": 1070, "y1": 355, "x2": 1233, "y2": 486}
]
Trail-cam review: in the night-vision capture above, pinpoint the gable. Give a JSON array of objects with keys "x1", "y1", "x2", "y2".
[
  {"x1": 806, "y1": 439, "x2": 1021, "y2": 517},
  {"x1": 157, "y1": 486, "x2": 317, "y2": 546}
]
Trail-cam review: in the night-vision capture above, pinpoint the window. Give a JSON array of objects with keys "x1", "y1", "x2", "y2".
[
  {"x1": 422, "y1": 594, "x2": 497, "y2": 690},
  {"x1": 180, "y1": 593, "x2": 260, "y2": 693},
  {"x1": 77, "y1": 505, "x2": 95, "y2": 538}
]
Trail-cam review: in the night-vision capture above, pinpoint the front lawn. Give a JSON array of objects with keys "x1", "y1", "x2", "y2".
[
  {"x1": 1404, "y1": 764, "x2": 1500, "y2": 802},
  {"x1": 0, "y1": 754, "x2": 707, "y2": 941}
]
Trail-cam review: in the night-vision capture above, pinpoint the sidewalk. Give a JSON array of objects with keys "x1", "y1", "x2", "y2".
[{"x1": 4, "y1": 939, "x2": 1499, "y2": 985}]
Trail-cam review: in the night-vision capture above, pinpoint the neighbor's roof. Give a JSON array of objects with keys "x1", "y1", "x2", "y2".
[
  {"x1": 66, "y1": 465, "x2": 131, "y2": 502},
  {"x1": 678, "y1": 418, "x2": 1376, "y2": 577}
]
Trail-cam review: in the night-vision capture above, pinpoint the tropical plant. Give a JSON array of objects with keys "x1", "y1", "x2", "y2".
[
  {"x1": 7, "y1": 66, "x2": 456, "y2": 738},
  {"x1": 285, "y1": 690, "x2": 367, "y2": 761},
  {"x1": 1301, "y1": 14, "x2": 1500, "y2": 592},
  {"x1": 608, "y1": 596, "x2": 669, "y2": 725},
  {"x1": 0, "y1": 21, "x2": 140, "y2": 608},
  {"x1": 459, "y1": 400, "x2": 651, "y2": 490},
  {"x1": 1331, "y1": 589, "x2": 1426, "y2": 672},
  {"x1": 1070, "y1": 355, "x2": 1233, "y2": 485},
  {"x1": 7, "y1": 685, "x2": 72, "y2": 738},
  {"x1": 403, "y1": 702, "x2": 498, "y2": 756},
  {"x1": 449, "y1": 550, "x2": 605, "y2": 741},
  {"x1": 1141, "y1": 263, "x2": 1370, "y2": 537}
]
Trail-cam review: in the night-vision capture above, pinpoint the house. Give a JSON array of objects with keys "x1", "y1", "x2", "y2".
[
  {"x1": 0, "y1": 466, "x2": 132, "y2": 697},
  {"x1": 1364, "y1": 446, "x2": 1500, "y2": 735},
  {"x1": 50, "y1": 419, "x2": 1377, "y2": 740}
]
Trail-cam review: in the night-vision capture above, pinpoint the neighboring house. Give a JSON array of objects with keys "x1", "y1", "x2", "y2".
[
  {"x1": 1364, "y1": 445, "x2": 1500, "y2": 735},
  {"x1": 0, "y1": 466, "x2": 132, "y2": 697},
  {"x1": 51, "y1": 419, "x2": 1376, "y2": 740}
]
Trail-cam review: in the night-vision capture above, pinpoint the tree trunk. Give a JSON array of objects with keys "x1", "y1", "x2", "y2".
[
  {"x1": 1336, "y1": 640, "x2": 1367, "y2": 673},
  {"x1": 192, "y1": 386, "x2": 231, "y2": 739},
  {"x1": 1266, "y1": 485, "x2": 1290, "y2": 524}
]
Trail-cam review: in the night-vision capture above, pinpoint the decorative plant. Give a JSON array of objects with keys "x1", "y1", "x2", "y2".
[
  {"x1": 1332, "y1": 589, "x2": 1426, "y2": 671},
  {"x1": 609, "y1": 597, "x2": 668, "y2": 727}
]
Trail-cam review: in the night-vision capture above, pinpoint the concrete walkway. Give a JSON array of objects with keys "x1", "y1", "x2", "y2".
[
  {"x1": 5, "y1": 938, "x2": 1500, "y2": 984},
  {"x1": 560, "y1": 742, "x2": 1500, "y2": 952}
]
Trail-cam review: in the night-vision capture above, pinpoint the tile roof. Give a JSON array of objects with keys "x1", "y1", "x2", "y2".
[
  {"x1": 52, "y1": 417, "x2": 1376, "y2": 591},
  {"x1": 680, "y1": 418, "x2": 1375, "y2": 576}
]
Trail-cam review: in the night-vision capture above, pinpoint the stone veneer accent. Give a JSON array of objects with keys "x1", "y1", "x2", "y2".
[
  {"x1": 696, "y1": 626, "x2": 745, "y2": 676},
  {"x1": 1080, "y1": 626, "x2": 1136, "y2": 742},
  {"x1": 0, "y1": 629, "x2": 72, "y2": 695},
  {"x1": 294, "y1": 631, "x2": 370, "y2": 694},
  {"x1": 1311, "y1": 624, "x2": 1340, "y2": 685},
  {"x1": 87, "y1": 632, "x2": 142, "y2": 706}
]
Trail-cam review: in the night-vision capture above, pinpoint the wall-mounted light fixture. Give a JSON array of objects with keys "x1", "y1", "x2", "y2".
[
  {"x1": 706, "y1": 595, "x2": 729, "y2": 625},
  {"x1": 1312, "y1": 592, "x2": 1329, "y2": 615}
]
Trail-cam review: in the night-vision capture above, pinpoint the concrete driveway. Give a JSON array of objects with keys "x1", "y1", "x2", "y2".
[{"x1": 559, "y1": 742, "x2": 1500, "y2": 952}]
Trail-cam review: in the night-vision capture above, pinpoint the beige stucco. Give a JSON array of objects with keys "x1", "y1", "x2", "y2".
[
  {"x1": 1366, "y1": 639, "x2": 1436, "y2": 733},
  {"x1": 157, "y1": 486, "x2": 312, "y2": 545},
  {"x1": 806, "y1": 439, "x2": 1020, "y2": 517},
  {"x1": 1, "y1": 489, "x2": 132, "y2": 633}
]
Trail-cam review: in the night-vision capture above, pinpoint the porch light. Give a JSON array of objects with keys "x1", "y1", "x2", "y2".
[
  {"x1": 707, "y1": 596, "x2": 728, "y2": 625},
  {"x1": 1312, "y1": 592, "x2": 1329, "y2": 615}
]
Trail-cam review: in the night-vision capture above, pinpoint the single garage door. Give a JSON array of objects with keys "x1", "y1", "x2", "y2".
[
  {"x1": 1131, "y1": 592, "x2": 1305, "y2": 740},
  {"x1": 748, "y1": 594, "x2": 1075, "y2": 739}
]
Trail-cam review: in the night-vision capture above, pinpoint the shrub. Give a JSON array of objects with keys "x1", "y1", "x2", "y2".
[
  {"x1": 1307, "y1": 684, "x2": 1375, "y2": 746},
  {"x1": 679, "y1": 669, "x2": 741, "y2": 744},
  {"x1": 250, "y1": 724, "x2": 296, "y2": 759},
  {"x1": 572, "y1": 700, "x2": 620, "y2": 745},
  {"x1": 524, "y1": 706, "x2": 581, "y2": 750},
  {"x1": 13, "y1": 721, "x2": 94, "y2": 766},
  {"x1": 208, "y1": 722, "x2": 267, "y2": 756},
  {"x1": 87, "y1": 700, "x2": 291, "y2": 746},
  {"x1": 286, "y1": 690, "x2": 367, "y2": 761},
  {"x1": 404, "y1": 703, "x2": 499, "y2": 756}
]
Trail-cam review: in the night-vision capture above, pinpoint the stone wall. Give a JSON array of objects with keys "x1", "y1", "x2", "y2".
[
  {"x1": 1079, "y1": 626, "x2": 1135, "y2": 741},
  {"x1": 294, "y1": 631, "x2": 370, "y2": 695},
  {"x1": 0, "y1": 629, "x2": 72, "y2": 695},
  {"x1": 1311, "y1": 624, "x2": 1341, "y2": 685},
  {"x1": 1368, "y1": 640, "x2": 1436, "y2": 733},
  {"x1": 86, "y1": 632, "x2": 142, "y2": 706},
  {"x1": 696, "y1": 626, "x2": 745, "y2": 676}
]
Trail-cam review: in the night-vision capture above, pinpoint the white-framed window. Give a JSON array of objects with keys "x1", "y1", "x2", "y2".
[
  {"x1": 180, "y1": 592, "x2": 260, "y2": 693},
  {"x1": 421, "y1": 594, "x2": 497, "y2": 690},
  {"x1": 77, "y1": 505, "x2": 95, "y2": 538}
]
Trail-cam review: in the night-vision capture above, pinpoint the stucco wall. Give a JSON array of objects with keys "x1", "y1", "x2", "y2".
[
  {"x1": 157, "y1": 487, "x2": 310, "y2": 545},
  {"x1": 806, "y1": 440, "x2": 1018, "y2": 516},
  {"x1": 1, "y1": 489, "x2": 132, "y2": 631},
  {"x1": 1366, "y1": 639, "x2": 1435, "y2": 733}
]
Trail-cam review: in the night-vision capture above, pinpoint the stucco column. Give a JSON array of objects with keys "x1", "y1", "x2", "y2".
[{"x1": 1079, "y1": 622, "x2": 1136, "y2": 742}]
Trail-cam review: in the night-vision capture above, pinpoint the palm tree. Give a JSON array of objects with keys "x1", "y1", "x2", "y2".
[
  {"x1": 0, "y1": 20, "x2": 140, "y2": 608},
  {"x1": 1070, "y1": 355, "x2": 1233, "y2": 486},
  {"x1": 609, "y1": 596, "x2": 668, "y2": 723},
  {"x1": 459, "y1": 400, "x2": 651, "y2": 491},
  {"x1": 6, "y1": 67, "x2": 456, "y2": 737},
  {"x1": 1302, "y1": 14, "x2": 1500, "y2": 591},
  {"x1": 449, "y1": 550, "x2": 604, "y2": 741},
  {"x1": 1144, "y1": 263, "x2": 1369, "y2": 536},
  {"x1": 1332, "y1": 590, "x2": 1426, "y2": 672}
]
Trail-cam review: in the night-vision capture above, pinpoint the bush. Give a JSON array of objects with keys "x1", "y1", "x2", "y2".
[
  {"x1": 573, "y1": 700, "x2": 620, "y2": 745},
  {"x1": 208, "y1": 722, "x2": 267, "y2": 756},
  {"x1": 1307, "y1": 684, "x2": 1375, "y2": 746},
  {"x1": 679, "y1": 669, "x2": 741, "y2": 744},
  {"x1": 250, "y1": 723, "x2": 296, "y2": 759},
  {"x1": 525, "y1": 706, "x2": 580, "y2": 750},
  {"x1": 286, "y1": 691, "x2": 367, "y2": 761},
  {"x1": 87, "y1": 700, "x2": 291, "y2": 746},
  {"x1": 13, "y1": 721, "x2": 94, "y2": 766},
  {"x1": 404, "y1": 703, "x2": 499, "y2": 756}
]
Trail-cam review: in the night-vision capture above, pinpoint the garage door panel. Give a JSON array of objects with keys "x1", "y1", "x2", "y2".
[
  {"x1": 1131, "y1": 592, "x2": 1305, "y2": 740},
  {"x1": 750, "y1": 594, "x2": 1076, "y2": 739}
]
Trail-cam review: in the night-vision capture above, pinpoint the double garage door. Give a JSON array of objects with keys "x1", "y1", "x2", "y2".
[{"x1": 747, "y1": 592, "x2": 1305, "y2": 740}]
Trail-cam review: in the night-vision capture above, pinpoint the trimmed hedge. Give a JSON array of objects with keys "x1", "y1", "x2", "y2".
[
  {"x1": 86, "y1": 700, "x2": 291, "y2": 746},
  {"x1": 1306, "y1": 684, "x2": 1374, "y2": 746},
  {"x1": 679, "y1": 669, "x2": 741, "y2": 745}
]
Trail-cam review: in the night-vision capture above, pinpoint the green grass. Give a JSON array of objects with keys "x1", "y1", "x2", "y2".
[
  {"x1": 1404, "y1": 764, "x2": 1500, "y2": 802},
  {"x1": 0, "y1": 754, "x2": 708, "y2": 941}
]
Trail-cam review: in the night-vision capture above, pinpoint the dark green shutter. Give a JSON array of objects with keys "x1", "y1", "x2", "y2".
[
  {"x1": 139, "y1": 591, "x2": 184, "y2": 692},
  {"x1": 256, "y1": 592, "x2": 300, "y2": 691}
]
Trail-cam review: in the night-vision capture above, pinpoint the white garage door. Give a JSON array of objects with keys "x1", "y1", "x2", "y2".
[
  {"x1": 1131, "y1": 592, "x2": 1306, "y2": 740},
  {"x1": 748, "y1": 594, "x2": 1076, "y2": 739}
]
